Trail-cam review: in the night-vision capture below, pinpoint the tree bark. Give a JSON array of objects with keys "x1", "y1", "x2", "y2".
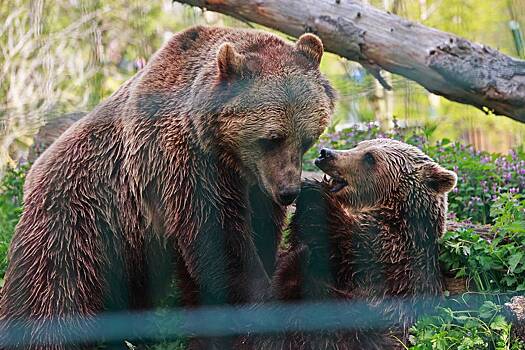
[{"x1": 175, "y1": 0, "x2": 525, "y2": 124}]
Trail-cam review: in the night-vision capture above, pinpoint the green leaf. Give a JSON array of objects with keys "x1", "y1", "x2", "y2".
[
  {"x1": 490, "y1": 315, "x2": 509, "y2": 331},
  {"x1": 479, "y1": 301, "x2": 498, "y2": 319},
  {"x1": 509, "y1": 252, "x2": 523, "y2": 273}
]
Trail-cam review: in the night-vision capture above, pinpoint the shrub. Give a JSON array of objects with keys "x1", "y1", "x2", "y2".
[
  {"x1": 409, "y1": 299, "x2": 523, "y2": 350},
  {"x1": 0, "y1": 165, "x2": 26, "y2": 280},
  {"x1": 417, "y1": 194, "x2": 525, "y2": 349},
  {"x1": 427, "y1": 142, "x2": 524, "y2": 224},
  {"x1": 440, "y1": 193, "x2": 525, "y2": 292}
]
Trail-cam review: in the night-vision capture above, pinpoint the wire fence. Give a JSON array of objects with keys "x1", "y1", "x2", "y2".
[{"x1": 0, "y1": 293, "x2": 517, "y2": 347}]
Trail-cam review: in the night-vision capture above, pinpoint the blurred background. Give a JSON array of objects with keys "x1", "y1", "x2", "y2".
[{"x1": 1, "y1": 0, "x2": 525, "y2": 170}]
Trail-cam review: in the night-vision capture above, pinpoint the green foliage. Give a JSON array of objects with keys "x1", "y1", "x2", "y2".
[
  {"x1": 426, "y1": 142, "x2": 524, "y2": 224},
  {"x1": 440, "y1": 194, "x2": 525, "y2": 292},
  {"x1": 422, "y1": 195, "x2": 525, "y2": 349},
  {"x1": 0, "y1": 165, "x2": 26, "y2": 280},
  {"x1": 409, "y1": 300, "x2": 523, "y2": 350}
]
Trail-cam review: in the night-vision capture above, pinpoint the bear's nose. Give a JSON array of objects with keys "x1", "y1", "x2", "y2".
[
  {"x1": 319, "y1": 148, "x2": 335, "y2": 159},
  {"x1": 278, "y1": 187, "x2": 300, "y2": 206}
]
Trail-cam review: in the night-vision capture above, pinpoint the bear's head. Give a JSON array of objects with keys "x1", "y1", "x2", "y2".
[
  {"x1": 195, "y1": 32, "x2": 335, "y2": 206},
  {"x1": 314, "y1": 138, "x2": 457, "y2": 209}
]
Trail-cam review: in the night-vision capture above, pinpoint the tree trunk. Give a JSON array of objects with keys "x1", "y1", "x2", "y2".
[{"x1": 175, "y1": 0, "x2": 525, "y2": 124}]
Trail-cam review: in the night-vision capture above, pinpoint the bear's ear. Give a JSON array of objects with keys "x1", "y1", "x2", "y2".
[
  {"x1": 216, "y1": 42, "x2": 246, "y2": 80},
  {"x1": 421, "y1": 163, "x2": 457, "y2": 194},
  {"x1": 295, "y1": 33, "x2": 324, "y2": 66}
]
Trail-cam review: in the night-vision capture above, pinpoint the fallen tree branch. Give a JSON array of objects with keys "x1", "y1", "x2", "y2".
[{"x1": 175, "y1": 0, "x2": 525, "y2": 124}]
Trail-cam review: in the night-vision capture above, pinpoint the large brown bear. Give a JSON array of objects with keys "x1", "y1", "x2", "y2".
[
  {"x1": 253, "y1": 139, "x2": 457, "y2": 349},
  {"x1": 0, "y1": 26, "x2": 335, "y2": 349}
]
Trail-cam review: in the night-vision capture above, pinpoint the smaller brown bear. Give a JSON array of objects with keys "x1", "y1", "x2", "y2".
[{"x1": 258, "y1": 138, "x2": 457, "y2": 349}]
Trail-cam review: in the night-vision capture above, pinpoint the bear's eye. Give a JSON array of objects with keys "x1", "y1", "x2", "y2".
[
  {"x1": 363, "y1": 152, "x2": 376, "y2": 166},
  {"x1": 258, "y1": 135, "x2": 285, "y2": 152}
]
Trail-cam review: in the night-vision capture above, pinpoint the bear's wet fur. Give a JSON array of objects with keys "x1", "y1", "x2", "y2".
[
  {"x1": 0, "y1": 26, "x2": 335, "y2": 349},
  {"x1": 256, "y1": 139, "x2": 457, "y2": 349}
]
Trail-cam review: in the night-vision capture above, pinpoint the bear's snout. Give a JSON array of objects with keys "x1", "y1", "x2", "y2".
[
  {"x1": 319, "y1": 148, "x2": 335, "y2": 160},
  {"x1": 315, "y1": 148, "x2": 337, "y2": 171},
  {"x1": 278, "y1": 186, "x2": 301, "y2": 206}
]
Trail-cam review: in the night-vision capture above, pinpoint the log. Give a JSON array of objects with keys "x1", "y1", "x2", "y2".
[{"x1": 174, "y1": 0, "x2": 525, "y2": 124}]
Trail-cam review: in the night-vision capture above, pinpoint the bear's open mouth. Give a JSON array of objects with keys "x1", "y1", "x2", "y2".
[{"x1": 323, "y1": 174, "x2": 348, "y2": 193}]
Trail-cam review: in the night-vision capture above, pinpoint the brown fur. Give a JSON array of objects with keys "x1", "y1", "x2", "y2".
[
  {"x1": 0, "y1": 26, "x2": 334, "y2": 349},
  {"x1": 255, "y1": 139, "x2": 457, "y2": 349}
]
